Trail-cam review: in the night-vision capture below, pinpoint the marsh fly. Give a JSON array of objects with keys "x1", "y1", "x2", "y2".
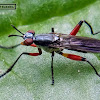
[{"x1": 0, "y1": 20, "x2": 100, "y2": 85}]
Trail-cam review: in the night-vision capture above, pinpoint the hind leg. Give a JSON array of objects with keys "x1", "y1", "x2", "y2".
[{"x1": 56, "y1": 51, "x2": 100, "y2": 77}]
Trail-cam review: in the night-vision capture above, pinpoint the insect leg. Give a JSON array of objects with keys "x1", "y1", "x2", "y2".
[
  {"x1": 56, "y1": 51, "x2": 100, "y2": 77},
  {"x1": 83, "y1": 20, "x2": 100, "y2": 35},
  {"x1": 28, "y1": 48, "x2": 42, "y2": 56},
  {"x1": 86, "y1": 60, "x2": 100, "y2": 77},
  {"x1": 51, "y1": 51, "x2": 54, "y2": 85},
  {"x1": 0, "y1": 35, "x2": 35, "y2": 49},
  {"x1": 70, "y1": 21, "x2": 83, "y2": 36},
  {"x1": 0, "y1": 37, "x2": 35, "y2": 49},
  {"x1": 0, "y1": 44, "x2": 20, "y2": 49},
  {"x1": 70, "y1": 20, "x2": 100, "y2": 36},
  {"x1": 52, "y1": 28, "x2": 54, "y2": 32},
  {"x1": 30, "y1": 44, "x2": 37, "y2": 47},
  {"x1": 0, "y1": 48, "x2": 42, "y2": 78}
]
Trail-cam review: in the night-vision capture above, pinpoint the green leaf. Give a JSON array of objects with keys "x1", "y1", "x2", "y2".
[{"x1": 0, "y1": 0, "x2": 100, "y2": 100}]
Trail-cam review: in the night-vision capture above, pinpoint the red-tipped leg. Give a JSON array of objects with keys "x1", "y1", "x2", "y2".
[
  {"x1": 30, "y1": 44, "x2": 37, "y2": 47},
  {"x1": 57, "y1": 51, "x2": 100, "y2": 77},
  {"x1": 29, "y1": 48, "x2": 42, "y2": 56},
  {"x1": 70, "y1": 20, "x2": 100, "y2": 36},
  {"x1": 0, "y1": 48, "x2": 42, "y2": 78},
  {"x1": 70, "y1": 21, "x2": 83, "y2": 36}
]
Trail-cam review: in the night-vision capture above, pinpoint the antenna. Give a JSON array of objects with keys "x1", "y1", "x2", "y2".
[{"x1": 11, "y1": 24, "x2": 24, "y2": 35}]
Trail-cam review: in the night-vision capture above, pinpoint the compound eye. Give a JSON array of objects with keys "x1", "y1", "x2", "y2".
[
  {"x1": 27, "y1": 30, "x2": 35, "y2": 34},
  {"x1": 24, "y1": 38, "x2": 33, "y2": 45}
]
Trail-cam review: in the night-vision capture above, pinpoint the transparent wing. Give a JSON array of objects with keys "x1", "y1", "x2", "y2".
[{"x1": 49, "y1": 34, "x2": 100, "y2": 53}]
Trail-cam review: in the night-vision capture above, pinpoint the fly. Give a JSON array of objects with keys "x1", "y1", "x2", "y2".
[{"x1": 0, "y1": 20, "x2": 100, "y2": 85}]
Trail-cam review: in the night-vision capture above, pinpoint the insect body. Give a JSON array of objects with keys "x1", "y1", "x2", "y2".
[{"x1": 0, "y1": 20, "x2": 100, "y2": 85}]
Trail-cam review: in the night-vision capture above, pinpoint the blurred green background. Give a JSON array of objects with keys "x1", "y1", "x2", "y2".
[{"x1": 0, "y1": 0, "x2": 100, "y2": 100}]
